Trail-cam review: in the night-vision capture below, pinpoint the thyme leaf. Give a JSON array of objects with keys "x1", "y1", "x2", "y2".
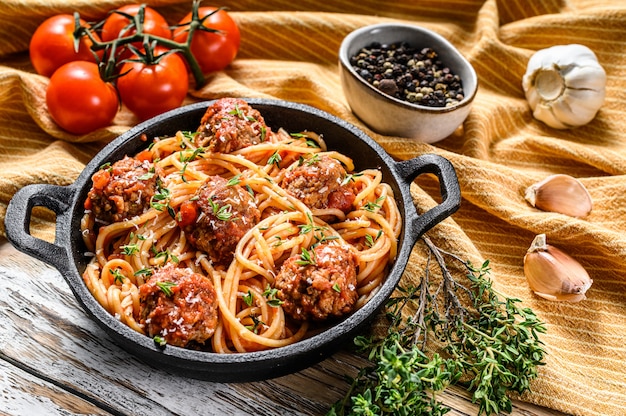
[
  {"x1": 156, "y1": 281, "x2": 177, "y2": 297},
  {"x1": 263, "y1": 285, "x2": 284, "y2": 307},
  {"x1": 295, "y1": 247, "x2": 316, "y2": 266},
  {"x1": 208, "y1": 198, "x2": 234, "y2": 221},
  {"x1": 267, "y1": 151, "x2": 282, "y2": 167}
]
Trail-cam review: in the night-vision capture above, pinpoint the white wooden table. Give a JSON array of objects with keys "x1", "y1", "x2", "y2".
[{"x1": 0, "y1": 237, "x2": 564, "y2": 415}]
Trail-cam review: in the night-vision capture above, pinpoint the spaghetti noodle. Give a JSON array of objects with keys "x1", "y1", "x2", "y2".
[{"x1": 80, "y1": 98, "x2": 401, "y2": 353}]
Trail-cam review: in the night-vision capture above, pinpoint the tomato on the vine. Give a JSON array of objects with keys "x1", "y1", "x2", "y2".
[
  {"x1": 172, "y1": 7, "x2": 240, "y2": 74},
  {"x1": 30, "y1": 14, "x2": 101, "y2": 77},
  {"x1": 46, "y1": 61, "x2": 118, "y2": 134},
  {"x1": 102, "y1": 4, "x2": 172, "y2": 43},
  {"x1": 117, "y1": 49, "x2": 189, "y2": 121}
]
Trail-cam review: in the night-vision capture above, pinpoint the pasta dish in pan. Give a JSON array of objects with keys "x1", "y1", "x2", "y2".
[{"x1": 80, "y1": 98, "x2": 401, "y2": 353}]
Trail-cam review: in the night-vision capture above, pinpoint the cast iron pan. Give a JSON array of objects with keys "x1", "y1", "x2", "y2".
[{"x1": 4, "y1": 98, "x2": 461, "y2": 382}]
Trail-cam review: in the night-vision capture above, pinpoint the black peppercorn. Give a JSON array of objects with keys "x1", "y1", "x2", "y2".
[{"x1": 350, "y1": 42, "x2": 464, "y2": 108}]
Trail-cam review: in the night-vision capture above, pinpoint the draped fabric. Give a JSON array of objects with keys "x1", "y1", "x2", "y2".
[{"x1": 1, "y1": 1, "x2": 625, "y2": 414}]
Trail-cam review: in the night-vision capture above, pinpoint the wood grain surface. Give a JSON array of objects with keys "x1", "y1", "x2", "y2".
[{"x1": 0, "y1": 237, "x2": 566, "y2": 416}]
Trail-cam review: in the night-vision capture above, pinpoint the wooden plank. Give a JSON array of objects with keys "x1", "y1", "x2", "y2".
[
  {"x1": 0, "y1": 238, "x2": 563, "y2": 415},
  {"x1": 0, "y1": 358, "x2": 113, "y2": 416}
]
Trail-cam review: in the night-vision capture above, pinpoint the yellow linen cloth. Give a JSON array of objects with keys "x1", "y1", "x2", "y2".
[{"x1": 1, "y1": 1, "x2": 625, "y2": 415}]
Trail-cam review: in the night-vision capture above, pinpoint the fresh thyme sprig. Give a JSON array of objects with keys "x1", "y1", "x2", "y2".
[{"x1": 329, "y1": 236, "x2": 546, "y2": 416}]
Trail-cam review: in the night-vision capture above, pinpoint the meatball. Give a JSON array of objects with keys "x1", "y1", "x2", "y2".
[
  {"x1": 184, "y1": 175, "x2": 261, "y2": 266},
  {"x1": 139, "y1": 265, "x2": 218, "y2": 348},
  {"x1": 87, "y1": 156, "x2": 160, "y2": 224},
  {"x1": 274, "y1": 244, "x2": 359, "y2": 321},
  {"x1": 196, "y1": 98, "x2": 270, "y2": 152},
  {"x1": 282, "y1": 155, "x2": 356, "y2": 213}
]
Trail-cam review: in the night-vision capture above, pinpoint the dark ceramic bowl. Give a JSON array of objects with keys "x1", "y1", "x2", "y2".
[{"x1": 4, "y1": 98, "x2": 460, "y2": 382}]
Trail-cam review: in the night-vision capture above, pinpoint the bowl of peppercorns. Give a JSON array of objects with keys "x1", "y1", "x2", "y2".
[{"x1": 339, "y1": 23, "x2": 477, "y2": 143}]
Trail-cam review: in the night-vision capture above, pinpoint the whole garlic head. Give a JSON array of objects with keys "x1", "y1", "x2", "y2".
[{"x1": 522, "y1": 44, "x2": 606, "y2": 129}]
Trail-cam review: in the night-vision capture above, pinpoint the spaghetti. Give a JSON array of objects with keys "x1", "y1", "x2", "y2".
[{"x1": 80, "y1": 98, "x2": 401, "y2": 353}]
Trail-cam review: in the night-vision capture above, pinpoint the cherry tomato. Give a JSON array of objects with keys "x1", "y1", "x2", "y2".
[
  {"x1": 102, "y1": 4, "x2": 172, "y2": 54},
  {"x1": 46, "y1": 61, "x2": 118, "y2": 134},
  {"x1": 30, "y1": 14, "x2": 101, "y2": 77},
  {"x1": 176, "y1": 200, "x2": 199, "y2": 228},
  {"x1": 172, "y1": 7, "x2": 240, "y2": 74},
  {"x1": 135, "y1": 149, "x2": 154, "y2": 162},
  {"x1": 117, "y1": 50, "x2": 189, "y2": 121}
]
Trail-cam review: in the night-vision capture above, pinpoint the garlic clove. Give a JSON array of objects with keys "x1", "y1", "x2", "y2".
[
  {"x1": 525, "y1": 174, "x2": 592, "y2": 217},
  {"x1": 555, "y1": 88, "x2": 606, "y2": 126},
  {"x1": 523, "y1": 234, "x2": 593, "y2": 302},
  {"x1": 565, "y1": 66, "x2": 607, "y2": 91}
]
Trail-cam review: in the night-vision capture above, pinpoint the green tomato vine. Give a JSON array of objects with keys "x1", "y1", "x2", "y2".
[{"x1": 72, "y1": 1, "x2": 224, "y2": 87}]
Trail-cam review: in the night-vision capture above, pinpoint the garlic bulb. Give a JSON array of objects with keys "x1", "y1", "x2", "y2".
[
  {"x1": 525, "y1": 174, "x2": 592, "y2": 217},
  {"x1": 523, "y1": 234, "x2": 593, "y2": 302},
  {"x1": 522, "y1": 44, "x2": 606, "y2": 129}
]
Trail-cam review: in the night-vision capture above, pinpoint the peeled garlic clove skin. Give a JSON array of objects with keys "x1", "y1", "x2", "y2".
[
  {"x1": 525, "y1": 174, "x2": 592, "y2": 217},
  {"x1": 523, "y1": 234, "x2": 593, "y2": 302}
]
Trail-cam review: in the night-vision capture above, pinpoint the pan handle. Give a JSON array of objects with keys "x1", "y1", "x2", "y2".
[
  {"x1": 4, "y1": 183, "x2": 76, "y2": 274},
  {"x1": 394, "y1": 154, "x2": 461, "y2": 241}
]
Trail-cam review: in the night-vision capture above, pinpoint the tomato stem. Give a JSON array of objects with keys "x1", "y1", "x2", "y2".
[{"x1": 73, "y1": 2, "x2": 217, "y2": 88}]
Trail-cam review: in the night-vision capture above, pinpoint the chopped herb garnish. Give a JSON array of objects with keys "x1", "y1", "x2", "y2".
[
  {"x1": 313, "y1": 234, "x2": 339, "y2": 248},
  {"x1": 364, "y1": 196, "x2": 385, "y2": 212},
  {"x1": 181, "y1": 131, "x2": 198, "y2": 143},
  {"x1": 137, "y1": 171, "x2": 155, "y2": 180},
  {"x1": 134, "y1": 268, "x2": 153, "y2": 278},
  {"x1": 299, "y1": 212, "x2": 324, "y2": 235},
  {"x1": 341, "y1": 172, "x2": 363, "y2": 186},
  {"x1": 303, "y1": 153, "x2": 321, "y2": 166},
  {"x1": 154, "y1": 250, "x2": 179, "y2": 265},
  {"x1": 156, "y1": 281, "x2": 177, "y2": 296},
  {"x1": 228, "y1": 103, "x2": 245, "y2": 119},
  {"x1": 209, "y1": 198, "x2": 234, "y2": 221},
  {"x1": 365, "y1": 229, "x2": 383, "y2": 248},
  {"x1": 110, "y1": 268, "x2": 125, "y2": 284},
  {"x1": 178, "y1": 148, "x2": 205, "y2": 182},
  {"x1": 295, "y1": 247, "x2": 316, "y2": 266},
  {"x1": 166, "y1": 204, "x2": 176, "y2": 220},
  {"x1": 130, "y1": 232, "x2": 147, "y2": 241},
  {"x1": 242, "y1": 290, "x2": 254, "y2": 307},
  {"x1": 150, "y1": 182, "x2": 171, "y2": 212},
  {"x1": 153, "y1": 335, "x2": 167, "y2": 347},
  {"x1": 267, "y1": 151, "x2": 282, "y2": 167},
  {"x1": 332, "y1": 283, "x2": 341, "y2": 293},
  {"x1": 227, "y1": 174, "x2": 241, "y2": 186},
  {"x1": 263, "y1": 286, "x2": 284, "y2": 307},
  {"x1": 245, "y1": 315, "x2": 265, "y2": 334},
  {"x1": 120, "y1": 243, "x2": 139, "y2": 256},
  {"x1": 179, "y1": 147, "x2": 205, "y2": 163}
]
